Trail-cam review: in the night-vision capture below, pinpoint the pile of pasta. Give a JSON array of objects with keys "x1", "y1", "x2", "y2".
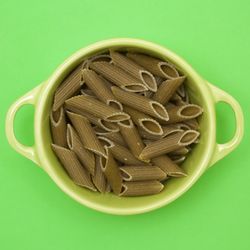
[{"x1": 50, "y1": 50, "x2": 203, "y2": 196}]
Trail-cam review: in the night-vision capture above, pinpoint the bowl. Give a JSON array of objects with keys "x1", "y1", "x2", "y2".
[{"x1": 5, "y1": 38, "x2": 244, "y2": 215}]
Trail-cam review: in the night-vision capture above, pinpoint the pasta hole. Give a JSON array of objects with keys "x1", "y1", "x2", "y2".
[
  {"x1": 123, "y1": 84, "x2": 147, "y2": 92},
  {"x1": 107, "y1": 114, "x2": 129, "y2": 122},
  {"x1": 100, "y1": 120, "x2": 118, "y2": 131},
  {"x1": 180, "y1": 131, "x2": 199, "y2": 144},
  {"x1": 119, "y1": 119, "x2": 132, "y2": 127},
  {"x1": 108, "y1": 100, "x2": 122, "y2": 110},
  {"x1": 121, "y1": 170, "x2": 131, "y2": 181},
  {"x1": 141, "y1": 120, "x2": 162, "y2": 134},
  {"x1": 159, "y1": 63, "x2": 179, "y2": 78},
  {"x1": 140, "y1": 71, "x2": 157, "y2": 91},
  {"x1": 151, "y1": 102, "x2": 169, "y2": 120},
  {"x1": 180, "y1": 105, "x2": 201, "y2": 117}
]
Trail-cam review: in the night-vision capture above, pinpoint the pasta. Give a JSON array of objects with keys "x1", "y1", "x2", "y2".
[
  {"x1": 171, "y1": 155, "x2": 186, "y2": 165},
  {"x1": 169, "y1": 146, "x2": 190, "y2": 156},
  {"x1": 52, "y1": 63, "x2": 84, "y2": 111},
  {"x1": 118, "y1": 119, "x2": 144, "y2": 158},
  {"x1": 67, "y1": 111, "x2": 106, "y2": 157},
  {"x1": 95, "y1": 128, "x2": 126, "y2": 146},
  {"x1": 111, "y1": 86, "x2": 169, "y2": 121},
  {"x1": 65, "y1": 95, "x2": 130, "y2": 122},
  {"x1": 90, "y1": 61, "x2": 147, "y2": 92},
  {"x1": 140, "y1": 130, "x2": 200, "y2": 160},
  {"x1": 127, "y1": 53, "x2": 179, "y2": 79},
  {"x1": 84, "y1": 54, "x2": 112, "y2": 69},
  {"x1": 51, "y1": 144, "x2": 96, "y2": 190},
  {"x1": 120, "y1": 165, "x2": 166, "y2": 181},
  {"x1": 50, "y1": 107, "x2": 67, "y2": 147},
  {"x1": 67, "y1": 124, "x2": 95, "y2": 176},
  {"x1": 152, "y1": 76, "x2": 186, "y2": 104},
  {"x1": 120, "y1": 181, "x2": 164, "y2": 196},
  {"x1": 110, "y1": 50, "x2": 157, "y2": 92},
  {"x1": 183, "y1": 119, "x2": 199, "y2": 130}
]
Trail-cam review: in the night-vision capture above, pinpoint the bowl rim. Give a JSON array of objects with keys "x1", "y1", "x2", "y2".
[{"x1": 35, "y1": 38, "x2": 216, "y2": 215}]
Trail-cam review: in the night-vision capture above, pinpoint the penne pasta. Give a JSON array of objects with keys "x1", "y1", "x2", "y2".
[
  {"x1": 118, "y1": 119, "x2": 145, "y2": 158},
  {"x1": 66, "y1": 124, "x2": 95, "y2": 175},
  {"x1": 152, "y1": 155, "x2": 187, "y2": 177},
  {"x1": 50, "y1": 107, "x2": 67, "y2": 147},
  {"x1": 120, "y1": 180, "x2": 164, "y2": 196},
  {"x1": 126, "y1": 53, "x2": 179, "y2": 79},
  {"x1": 152, "y1": 76, "x2": 186, "y2": 104},
  {"x1": 80, "y1": 88, "x2": 96, "y2": 97},
  {"x1": 53, "y1": 63, "x2": 84, "y2": 111},
  {"x1": 84, "y1": 54, "x2": 112, "y2": 69},
  {"x1": 90, "y1": 61, "x2": 147, "y2": 92},
  {"x1": 92, "y1": 155, "x2": 107, "y2": 193},
  {"x1": 183, "y1": 119, "x2": 199, "y2": 130},
  {"x1": 111, "y1": 86, "x2": 169, "y2": 121},
  {"x1": 169, "y1": 146, "x2": 190, "y2": 156},
  {"x1": 65, "y1": 95, "x2": 130, "y2": 122},
  {"x1": 120, "y1": 165, "x2": 166, "y2": 181},
  {"x1": 95, "y1": 128, "x2": 126, "y2": 146},
  {"x1": 139, "y1": 130, "x2": 200, "y2": 160},
  {"x1": 123, "y1": 106, "x2": 163, "y2": 136},
  {"x1": 51, "y1": 144, "x2": 96, "y2": 191},
  {"x1": 67, "y1": 111, "x2": 106, "y2": 157},
  {"x1": 99, "y1": 148, "x2": 122, "y2": 195},
  {"x1": 110, "y1": 50, "x2": 157, "y2": 92},
  {"x1": 170, "y1": 155, "x2": 187, "y2": 164},
  {"x1": 155, "y1": 75, "x2": 164, "y2": 85}
]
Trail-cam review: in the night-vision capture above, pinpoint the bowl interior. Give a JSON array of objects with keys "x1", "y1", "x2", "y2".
[{"x1": 37, "y1": 40, "x2": 214, "y2": 214}]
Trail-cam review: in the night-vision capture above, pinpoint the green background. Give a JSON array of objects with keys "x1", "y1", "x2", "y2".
[{"x1": 0, "y1": 0, "x2": 249, "y2": 249}]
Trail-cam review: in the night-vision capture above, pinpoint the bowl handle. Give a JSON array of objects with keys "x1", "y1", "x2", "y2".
[
  {"x1": 207, "y1": 82, "x2": 244, "y2": 167},
  {"x1": 5, "y1": 84, "x2": 44, "y2": 166}
]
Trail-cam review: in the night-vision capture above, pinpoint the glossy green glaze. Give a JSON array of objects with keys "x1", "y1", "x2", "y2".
[{"x1": 5, "y1": 39, "x2": 244, "y2": 215}]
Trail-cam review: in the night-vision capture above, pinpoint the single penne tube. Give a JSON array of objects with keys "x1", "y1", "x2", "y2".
[
  {"x1": 82, "y1": 69, "x2": 123, "y2": 109},
  {"x1": 92, "y1": 155, "x2": 107, "y2": 193},
  {"x1": 80, "y1": 88, "x2": 96, "y2": 97},
  {"x1": 123, "y1": 106, "x2": 163, "y2": 136},
  {"x1": 51, "y1": 144, "x2": 96, "y2": 191},
  {"x1": 95, "y1": 128, "x2": 126, "y2": 146},
  {"x1": 164, "y1": 104, "x2": 203, "y2": 124},
  {"x1": 119, "y1": 180, "x2": 164, "y2": 197},
  {"x1": 118, "y1": 119, "x2": 145, "y2": 158},
  {"x1": 111, "y1": 86, "x2": 169, "y2": 121},
  {"x1": 174, "y1": 122, "x2": 191, "y2": 130},
  {"x1": 152, "y1": 76, "x2": 186, "y2": 104},
  {"x1": 120, "y1": 165, "x2": 166, "y2": 181},
  {"x1": 176, "y1": 84, "x2": 186, "y2": 98},
  {"x1": 84, "y1": 54, "x2": 112, "y2": 69},
  {"x1": 169, "y1": 146, "x2": 190, "y2": 156},
  {"x1": 66, "y1": 124, "x2": 95, "y2": 176},
  {"x1": 152, "y1": 155, "x2": 187, "y2": 177},
  {"x1": 99, "y1": 148, "x2": 122, "y2": 195},
  {"x1": 50, "y1": 107, "x2": 67, "y2": 147},
  {"x1": 97, "y1": 136, "x2": 146, "y2": 165},
  {"x1": 67, "y1": 112, "x2": 106, "y2": 157},
  {"x1": 89, "y1": 61, "x2": 147, "y2": 92},
  {"x1": 171, "y1": 155, "x2": 186, "y2": 164},
  {"x1": 183, "y1": 119, "x2": 199, "y2": 130},
  {"x1": 155, "y1": 75, "x2": 164, "y2": 85},
  {"x1": 126, "y1": 53, "x2": 179, "y2": 79},
  {"x1": 65, "y1": 95, "x2": 129, "y2": 122},
  {"x1": 52, "y1": 63, "x2": 84, "y2": 111},
  {"x1": 170, "y1": 92, "x2": 182, "y2": 102},
  {"x1": 139, "y1": 130, "x2": 200, "y2": 160},
  {"x1": 110, "y1": 50, "x2": 157, "y2": 92}
]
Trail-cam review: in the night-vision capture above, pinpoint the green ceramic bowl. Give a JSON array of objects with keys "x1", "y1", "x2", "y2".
[{"x1": 5, "y1": 38, "x2": 244, "y2": 215}]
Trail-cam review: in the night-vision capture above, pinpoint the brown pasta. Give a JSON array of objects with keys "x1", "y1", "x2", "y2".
[
  {"x1": 110, "y1": 50, "x2": 157, "y2": 92},
  {"x1": 66, "y1": 124, "x2": 95, "y2": 176},
  {"x1": 95, "y1": 128, "x2": 126, "y2": 146},
  {"x1": 140, "y1": 130, "x2": 200, "y2": 160},
  {"x1": 152, "y1": 76, "x2": 186, "y2": 104},
  {"x1": 67, "y1": 111, "x2": 106, "y2": 157},
  {"x1": 53, "y1": 63, "x2": 84, "y2": 111},
  {"x1": 50, "y1": 107, "x2": 67, "y2": 147},
  {"x1": 90, "y1": 61, "x2": 147, "y2": 92},
  {"x1": 171, "y1": 155, "x2": 186, "y2": 165},
  {"x1": 169, "y1": 146, "x2": 190, "y2": 156},
  {"x1": 120, "y1": 165, "x2": 166, "y2": 181},
  {"x1": 51, "y1": 144, "x2": 96, "y2": 191},
  {"x1": 120, "y1": 180, "x2": 164, "y2": 196},
  {"x1": 183, "y1": 119, "x2": 199, "y2": 130},
  {"x1": 92, "y1": 155, "x2": 107, "y2": 193},
  {"x1": 111, "y1": 86, "x2": 169, "y2": 121},
  {"x1": 127, "y1": 53, "x2": 179, "y2": 79},
  {"x1": 65, "y1": 95, "x2": 130, "y2": 122},
  {"x1": 84, "y1": 54, "x2": 112, "y2": 69}
]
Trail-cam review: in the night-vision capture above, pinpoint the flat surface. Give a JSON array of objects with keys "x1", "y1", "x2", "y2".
[{"x1": 0, "y1": 1, "x2": 249, "y2": 249}]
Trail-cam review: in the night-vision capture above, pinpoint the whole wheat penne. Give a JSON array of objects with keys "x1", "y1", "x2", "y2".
[
  {"x1": 120, "y1": 165, "x2": 166, "y2": 181},
  {"x1": 152, "y1": 76, "x2": 186, "y2": 104},
  {"x1": 126, "y1": 53, "x2": 179, "y2": 79},
  {"x1": 111, "y1": 86, "x2": 169, "y2": 121},
  {"x1": 84, "y1": 54, "x2": 112, "y2": 69},
  {"x1": 118, "y1": 119, "x2": 145, "y2": 158},
  {"x1": 141, "y1": 90, "x2": 154, "y2": 98},
  {"x1": 174, "y1": 123, "x2": 191, "y2": 130},
  {"x1": 164, "y1": 104, "x2": 203, "y2": 124},
  {"x1": 99, "y1": 148, "x2": 122, "y2": 195},
  {"x1": 92, "y1": 155, "x2": 107, "y2": 193},
  {"x1": 170, "y1": 92, "x2": 182, "y2": 103},
  {"x1": 51, "y1": 144, "x2": 96, "y2": 191},
  {"x1": 171, "y1": 155, "x2": 186, "y2": 164},
  {"x1": 119, "y1": 180, "x2": 164, "y2": 196},
  {"x1": 52, "y1": 63, "x2": 84, "y2": 111},
  {"x1": 139, "y1": 130, "x2": 200, "y2": 160},
  {"x1": 90, "y1": 61, "x2": 147, "y2": 92},
  {"x1": 95, "y1": 128, "x2": 126, "y2": 146},
  {"x1": 183, "y1": 119, "x2": 199, "y2": 130},
  {"x1": 155, "y1": 75, "x2": 164, "y2": 85},
  {"x1": 82, "y1": 69, "x2": 123, "y2": 108},
  {"x1": 67, "y1": 124, "x2": 95, "y2": 175},
  {"x1": 50, "y1": 107, "x2": 67, "y2": 147},
  {"x1": 169, "y1": 146, "x2": 190, "y2": 156},
  {"x1": 80, "y1": 88, "x2": 96, "y2": 97},
  {"x1": 67, "y1": 112, "x2": 106, "y2": 157},
  {"x1": 123, "y1": 106, "x2": 163, "y2": 136},
  {"x1": 65, "y1": 95, "x2": 129, "y2": 122},
  {"x1": 152, "y1": 155, "x2": 187, "y2": 177},
  {"x1": 110, "y1": 50, "x2": 157, "y2": 92}
]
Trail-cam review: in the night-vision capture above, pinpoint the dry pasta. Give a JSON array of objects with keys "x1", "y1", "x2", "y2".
[{"x1": 95, "y1": 128, "x2": 126, "y2": 146}]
